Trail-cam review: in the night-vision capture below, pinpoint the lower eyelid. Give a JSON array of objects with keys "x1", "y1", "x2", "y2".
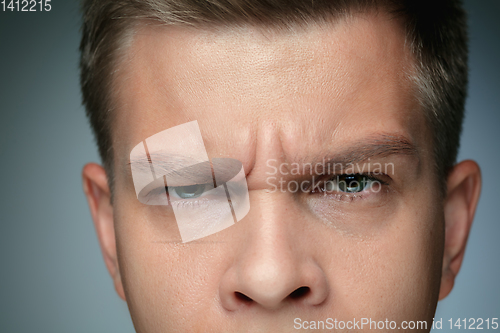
[
  {"x1": 332, "y1": 193, "x2": 365, "y2": 202},
  {"x1": 316, "y1": 186, "x2": 390, "y2": 205},
  {"x1": 170, "y1": 196, "x2": 231, "y2": 210},
  {"x1": 171, "y1": 198, "x2": 208, "y2": 208}
]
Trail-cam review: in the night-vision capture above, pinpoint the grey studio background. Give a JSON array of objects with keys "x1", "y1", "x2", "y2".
[{"x1": 0, "y1": 1, "x2": 498, "y2": 332}]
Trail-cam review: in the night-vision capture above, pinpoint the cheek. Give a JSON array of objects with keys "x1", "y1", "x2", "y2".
[
  {"x1": 321, "y1": 194, "x2": 444, "y2": 322},
  {"x1": 113, "y1": 199, "x2": 230, "y2": 331}
]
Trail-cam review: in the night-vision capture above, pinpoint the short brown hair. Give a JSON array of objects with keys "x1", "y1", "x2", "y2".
[{"x1": 79, "y1": 0, "x2": 468, "y2": 195}]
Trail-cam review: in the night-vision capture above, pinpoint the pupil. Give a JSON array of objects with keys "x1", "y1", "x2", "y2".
[{"x1": 339, "y1": 175, "x2": 366, "y2": 193}]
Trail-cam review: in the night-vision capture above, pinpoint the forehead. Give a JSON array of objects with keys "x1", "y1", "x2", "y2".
[{"x1": 112, "y1": 12, "x2": 426, "y2": 177}]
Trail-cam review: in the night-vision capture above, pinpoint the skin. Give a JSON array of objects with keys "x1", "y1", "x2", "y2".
[{"x1": 82, "y1": 11, "x2": 481, "y2": 333}]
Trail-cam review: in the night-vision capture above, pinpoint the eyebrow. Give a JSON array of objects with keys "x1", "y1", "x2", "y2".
[
  {"x1": 295, "y1": 133, "x2": 419, "y2": 174},
  {"x1": 126, "y1": 133, "x2": 418, "y2": 179},
  {"x1": 128, "y1": 152, "x2": 244, "y2": 185},
  {"x1": 129, "y1": 152, "x2": 203, "y2": 174},
  {"x1": 128, "y1": 152, "x2": 213, "y2": 184}
]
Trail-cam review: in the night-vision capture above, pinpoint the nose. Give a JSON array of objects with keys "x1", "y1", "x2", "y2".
[{"x1": 219, "y1": 193, "x2": 329, "y2": 311}]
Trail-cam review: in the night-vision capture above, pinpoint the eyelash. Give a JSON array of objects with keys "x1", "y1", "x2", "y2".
[{"x1": 308, "y1": 173, "x2": 389, "y2": 201}]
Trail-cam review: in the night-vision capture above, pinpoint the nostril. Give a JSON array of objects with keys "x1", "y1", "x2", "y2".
[
  {"x1": 235, "y1": 292, "x2": 253, "y2": 303},
  {"x1": 289, "y1": 286, "x2": 310, "y2": 299}
]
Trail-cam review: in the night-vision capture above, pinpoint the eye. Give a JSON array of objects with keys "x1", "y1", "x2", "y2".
[
  {"x1": 171, "y1": 184, "x2": 207, "y2": 199},
  {"x1": 324, "y1": 174, "x2": 375, "y2": 193}
]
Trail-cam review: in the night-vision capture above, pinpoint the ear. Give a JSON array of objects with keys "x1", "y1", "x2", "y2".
[
  {"x1": 82, "y1": 163, "x2": 126, "y2": 301},
  {"x1": 439, "y1": 160, "x2": 481, "y2": 300}
]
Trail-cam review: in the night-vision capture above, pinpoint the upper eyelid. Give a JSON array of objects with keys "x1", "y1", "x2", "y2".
[
  {"x1": 318, "y1": 172, "x2": 388, "y2": 184},
  {"x1": 150, "y1": 182, "x2": 212, "y2": 192},
  {"x1": 146, "y1": 182, "x2": 218, "y2": 199}
]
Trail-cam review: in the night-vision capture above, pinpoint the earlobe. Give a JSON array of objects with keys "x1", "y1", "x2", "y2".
[
  {"x1": 439, "y1": 160, "x2": 481, "y2": 300},
  {"x1": 82, "y1": 163, "x2": 126, "y2": 301}
]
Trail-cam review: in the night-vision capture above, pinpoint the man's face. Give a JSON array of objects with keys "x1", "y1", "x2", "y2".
[{"x1": 110, "y1": 13, "x2": 443, "y2": 332}]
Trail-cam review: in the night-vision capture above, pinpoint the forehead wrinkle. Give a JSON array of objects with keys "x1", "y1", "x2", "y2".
[{"x1": 116, "y1": 14, "x2": 417, "y2": 188}]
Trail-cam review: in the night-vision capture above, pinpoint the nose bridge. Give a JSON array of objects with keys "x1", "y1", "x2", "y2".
[
  {"x1": 241, "y1": 192, "x2": 300, "y2": 280},
  {"x1": 219, "y1": 191, "x2": 329, "y2": 310}
]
